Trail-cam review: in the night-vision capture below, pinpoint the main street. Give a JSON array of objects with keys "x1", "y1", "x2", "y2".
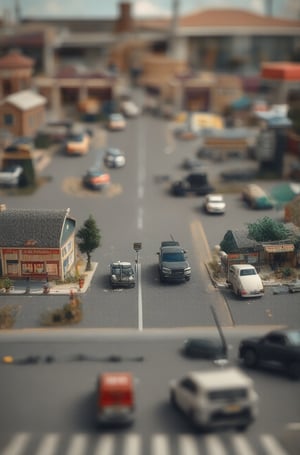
[
  {"x1": 0, "y1": 107, "x2": 299, "y2": 330},
  {"x1": 0, "y1": 328, "x2": 299, "y2": 455},
  {"x1": 1, "y1": 102, "x2": 300, "y2": 455}
]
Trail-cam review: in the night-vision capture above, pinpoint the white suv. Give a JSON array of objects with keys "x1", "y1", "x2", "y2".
[{"x1": 170, "y1": 367, "x2": 258, "y2": 431}]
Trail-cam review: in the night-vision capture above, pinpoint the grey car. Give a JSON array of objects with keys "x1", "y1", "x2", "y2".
[{"x1": 110, "y1": 261, "x2": 136, "y2": 289}]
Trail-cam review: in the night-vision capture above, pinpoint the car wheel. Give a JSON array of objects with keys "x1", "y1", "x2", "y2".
[
  {"x1": 243, "y1": 348, "x2": 258, "y2": 368},
  {"x1": 287, "y1": 361, "x2": 300, "y2": 380},
  {"x1": 236, "y1": 424, "x2": 248, "y2": 432}
]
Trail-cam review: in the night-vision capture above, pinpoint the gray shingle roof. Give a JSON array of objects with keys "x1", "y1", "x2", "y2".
[
  {"x1": 0, "y1": 208, "x2": 70, "y2": 248},
  {"x1": 231, "y1": 230, "x2": 260, "y2": 249}
]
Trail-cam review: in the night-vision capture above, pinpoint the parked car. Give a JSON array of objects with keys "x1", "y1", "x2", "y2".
[
  {"x1": 107, "y1": 113, "x2": 126, "y2": 131},
  {"x1": 181, "y1": 337, "x2": 227, "y2": 360},
  {"x1": 242, "y1": 183, "x2": 274, "y2": 209},
  {"x1": 288, "y1": 279, "x2": 300, "y2": 293},
  {"x1": 157, "y1": 240, "x2": 191, "y2": 283},
  {"x1": 65, "y1": 130, "x2": 90, "y2": 155},
  {"x1": 181, "y1": 157, "x2": 204, "y2": 171},
  {"x1": 239, "y1": 329, "x2": 300, "y2": 379},
  {"x1": 227, "y1": 264, "x2": 264, "y2": 298},
  {"x1": 203, "y1": 194, "x2": 226, "y2": 214},
  {"x1": 0, "y1": 165, "x2": 23, "y2": 187},
  {"x1": 110, "y1": 261, "x2": 135, "y2": 288},
  {"x1": 96, "y1": 371, "x2": 135, "y2": 426},
  {"x1": 171, "y1": 172, "x2": 214, "y2": 196},
  {"x1": 120, "y1": 99, "x2": 140, "y2": 117},
  {"x1": 82, "y1": 167, "x2": 110, "y2": 190},
  {"x1": 103, "y1": 148, "x2": 126, "y2": 168},
  {"x1": 170, "y1": 367, "x2": 258, "y2": 431}
]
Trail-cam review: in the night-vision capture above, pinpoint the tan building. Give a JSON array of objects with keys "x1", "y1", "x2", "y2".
[{"x1": 0, "y1": 89, "x2": 46, "y2": 137}]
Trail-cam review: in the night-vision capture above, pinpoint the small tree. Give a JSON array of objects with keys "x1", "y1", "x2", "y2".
[
  {"x1": 76, "y1": 215, "x2": 101, "y2": 271},
  {"x1": 247, "y1": 216, "x2": 290, "y2": 242}
]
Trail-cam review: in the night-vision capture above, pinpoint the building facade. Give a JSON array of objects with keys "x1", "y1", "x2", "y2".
[
  {"x1": 0, "y1": 206, "x2": 76, "y2": 281},
  {"x1": 0, "y1": 89, "x2": 46, "y2": 137}
]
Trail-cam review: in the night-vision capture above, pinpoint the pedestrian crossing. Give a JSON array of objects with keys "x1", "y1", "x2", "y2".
[{"x1": 0, "y1": 431, "x2": 291, "y2": 455}]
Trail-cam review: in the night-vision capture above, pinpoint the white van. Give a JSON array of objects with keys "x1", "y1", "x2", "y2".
[{"x1": 227, "y1": 264, "x2": 264, "y2": 298}]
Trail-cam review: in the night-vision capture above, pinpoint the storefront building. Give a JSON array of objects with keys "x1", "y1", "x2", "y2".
[{"x1": 0, "y1": 206, "x2": 76, "y2": 281}]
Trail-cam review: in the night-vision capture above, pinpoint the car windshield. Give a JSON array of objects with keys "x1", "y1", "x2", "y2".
[
  {"x1": 68, "y1": 133, "x2": 83, "y2": 142},
  {"x1": 112, "y1": 265, "x2": 133, "y2": 276},
  {"x1": 162, "y1": 252, "x2": 185, "y2": 262},
  {"x1": 287, "y1": 331, "x2": 300, "y2": 346},
  {"x1": 107, "y1": 149, "x2": 120, "y2": 156},
  {"x1": 240, "y1": 269, "x2": 256, "y2": 276},
  {"x1": 111, "y1": 114, "x2": 123, "y2": 121}
]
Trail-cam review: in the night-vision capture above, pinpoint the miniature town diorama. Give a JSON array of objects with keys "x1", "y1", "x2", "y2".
[{"x1": 0, "y1": 2, "x2": 300, "y2": 316}]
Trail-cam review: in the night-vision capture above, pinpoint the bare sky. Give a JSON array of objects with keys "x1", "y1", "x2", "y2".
[{"x1": 0, "y1": 0, "x2": 299, "y2": 19}]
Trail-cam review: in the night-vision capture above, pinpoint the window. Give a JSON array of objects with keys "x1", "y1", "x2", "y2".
[
  {"x1": 266, "y1": 335, "x2": 285, "y2": 346},
  {"x1": 3, "y1": 114, "x2": 14, "y2": 126}
]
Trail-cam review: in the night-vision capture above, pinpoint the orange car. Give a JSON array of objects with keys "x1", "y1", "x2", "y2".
[
  {"x1": 96, "y1": 372, "x2": 135, "y2": 426},
  {"x1": 66, "y1": 132, "x2": 90, "y2": 155},
  {"x1": 83, "y1": 168, "x2": 110, "y2": 190}
]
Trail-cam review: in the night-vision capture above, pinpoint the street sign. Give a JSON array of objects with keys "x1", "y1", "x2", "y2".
[{"x1": 133, "y1": 242, "x2": 142, "y2": 251}]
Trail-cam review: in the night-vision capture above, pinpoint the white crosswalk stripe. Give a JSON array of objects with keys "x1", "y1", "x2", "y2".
[
  {"x1": 204, "y1": 434, "x2": 227, "y2": 455},
  {"x1": 65, "y1": 433, "x2": 89, "y2": 455},
  {"x1": 93, "y1": 434, "x2": 115, "y2": 455},
  {"x1": 178, "y1": 434, "x2": 200, "y2": 455},
  {"x1": 260, "y1": 434, "x2": 290, "y2": 455},
  {"x1": 0, "y1": 432, "x2": 293, "y2": 455},
  {"x1": 123, "y1": 433, "x2": 141, "y2": 455},
  {"x1": 230, "y1": 433, "x2": 256, "y2": 455},
  {"x1": 1, "y1": 433, "x2": 31, "y2": 455},
  {"x1": 151, "y1": 433, "x2": 170, "y2": 455},
  {"x1": 35, "y1": 433, "x2": 61, "y2": 455}
]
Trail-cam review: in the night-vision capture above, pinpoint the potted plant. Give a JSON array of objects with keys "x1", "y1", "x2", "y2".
[{"x1": 3, "y1": 277, "x2": 13, "y2": 293}]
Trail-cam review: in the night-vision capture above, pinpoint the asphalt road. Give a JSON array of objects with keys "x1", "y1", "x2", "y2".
[
  {"x1": 0, "y1": 110, "x2": 300, "y2": 331},
  {"x1": 0, "y1": 328, "x2": 300, "y2": 455},
  {"x1": 0, "y1": 108, "x2": 300, "y2": 455}
]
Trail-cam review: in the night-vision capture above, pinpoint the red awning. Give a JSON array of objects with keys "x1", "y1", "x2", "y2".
[{"x1": 261, "y1": 63, "x2": 300, "y2": 81}]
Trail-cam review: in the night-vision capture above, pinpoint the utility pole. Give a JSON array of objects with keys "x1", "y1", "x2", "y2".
[{"x1": 169, "y1": 0, "x2": 180, "y2": 58}]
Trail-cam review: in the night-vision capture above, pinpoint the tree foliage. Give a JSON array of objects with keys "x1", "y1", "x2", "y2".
[
  {"x1": 76, "y1": 215, "x2": 101, "y2": 270},
  {"x1": 247, "y1": 216, "x2": 290, "y2": 242}
]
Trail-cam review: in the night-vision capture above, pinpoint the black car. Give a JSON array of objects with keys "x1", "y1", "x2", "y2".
[
  {"x1": 157, "y1": 240, "x2": 191, "y2": 283},
  {"x1": 171, "y1": 172, "x2": 214, "y2": 196},
  {"x1": 182, "y1": 338, "x2": 227, "y2": 360},
  {"x1": 239, "y1": 329, "x2": 300, "y2": 380}
]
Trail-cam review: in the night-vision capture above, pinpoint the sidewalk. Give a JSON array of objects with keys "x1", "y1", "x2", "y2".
[{"x1": 0, "y1": 263, "x2": 98, "y2": 296}]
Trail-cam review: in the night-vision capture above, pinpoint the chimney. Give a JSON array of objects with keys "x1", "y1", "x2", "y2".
[{"x1": 115, "y1": 2, "x2": 133, "y2": 33}]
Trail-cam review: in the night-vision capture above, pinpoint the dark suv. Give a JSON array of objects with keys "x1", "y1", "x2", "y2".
[
  {"x1": 157, "y1": 241, "x2": 191, "y2": 283},
  {"x1": 171, "y1": 172, "x2": 214, "y2": 196}
]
